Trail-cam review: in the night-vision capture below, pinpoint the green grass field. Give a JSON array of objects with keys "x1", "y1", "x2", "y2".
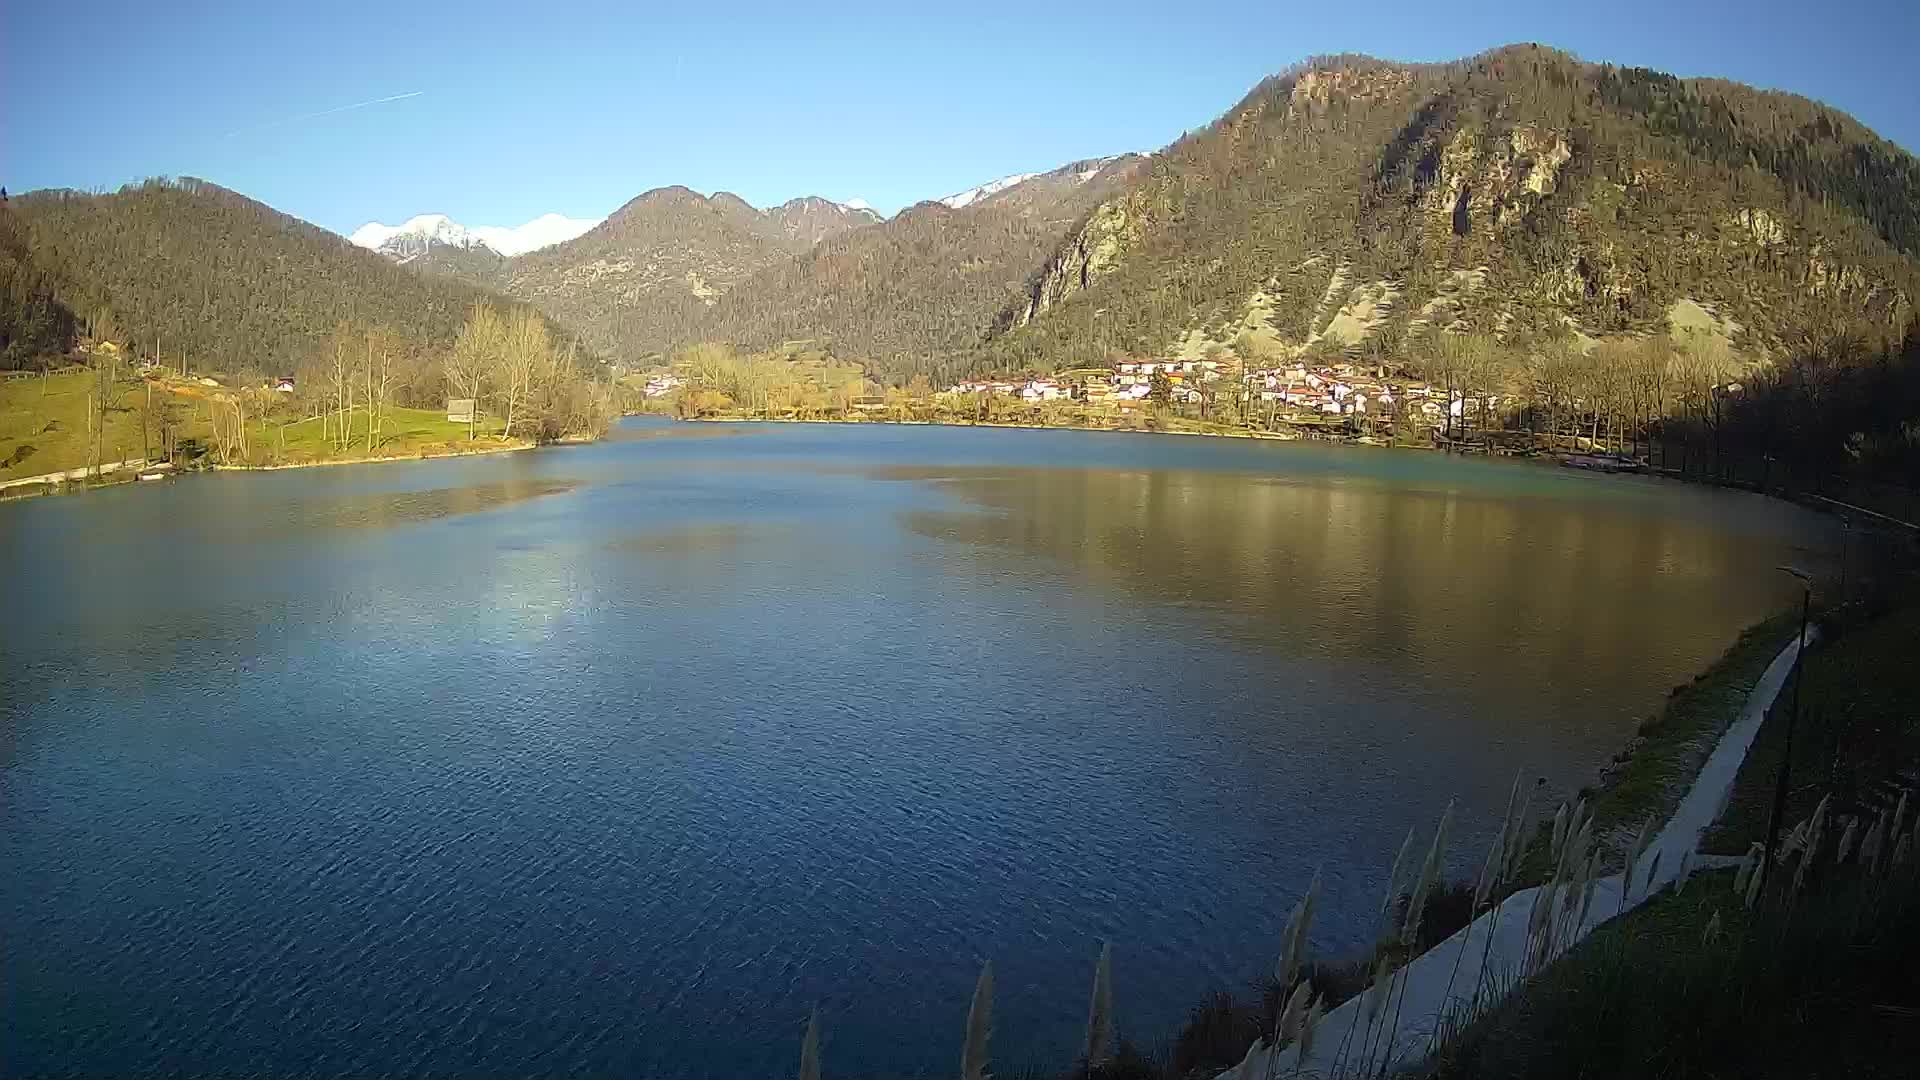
[
  {"x1": 0, "y1": 370, "x2": 165, "y2": 482},
  {"x1": 2, "y1": 368, "x2": 513, "y2": 484},
  {"x1": 253, "y1": 405, "x2": 508, "y2": 466}
]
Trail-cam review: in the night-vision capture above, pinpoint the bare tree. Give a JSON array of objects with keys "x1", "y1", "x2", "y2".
[
  {"x1": 492, "y1": 308, "x2": 548, "y2": 440},
  {"x1": 447, "y1": 304, "x2": 502, "y2": 441}
]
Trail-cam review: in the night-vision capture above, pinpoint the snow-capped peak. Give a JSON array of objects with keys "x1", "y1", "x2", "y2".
[
  {"x1": 939, "y1": 171, "x2": 1040, "y2": 210},
  {"x1": 348, "y1": 212, "x2": 601, "y2": 259},
  {"x1": 470, "y1": 213, "x2": 600, "y2": 255},
  {"x1": 840, "y1": 198, "x2": 872, "y2": 211},
  {"x1": 1074, "y1": 155, "x2": 1128, "y2": 184},
  {"x1": 349, "y1": 214, "x2": 473, "y2": 253}
]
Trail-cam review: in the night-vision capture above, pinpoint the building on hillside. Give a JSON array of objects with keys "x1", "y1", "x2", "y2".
[
  {"x1": 447, "y1": 398, "x2": 477, "y2": 423},
  {"x1": 272, "y1": 377, "x2": 296, "y2": 393}
]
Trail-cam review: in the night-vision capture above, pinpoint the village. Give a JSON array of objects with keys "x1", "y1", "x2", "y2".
[
  {"x1": 629, "y1": 341, "x2": 1515, "y2": 444},
  {"x1": 944, "y1": 355, "x2": 1483, "y2": 432}
]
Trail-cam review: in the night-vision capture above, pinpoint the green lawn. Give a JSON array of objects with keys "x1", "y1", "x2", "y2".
[
  {"x1": 257, "y1": 405, "x2": 509, "y2": 466},
  {"x1": 3, "y1": 368, "x2": 513, "y2": 482},
  {"x1": 0, "y1": 370, "x2": 163, "y2": 481}
]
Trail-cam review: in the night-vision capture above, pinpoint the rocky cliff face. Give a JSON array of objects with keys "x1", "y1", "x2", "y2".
[
  {"x1": 766, "y1": 197, "x2": 882, "y2": 246},
  {"x1": 991, "y1": 47, "x2": 1920, "y2": 370},
  {"x1": 1016, "y1": 192, "x2": 1147, "y2": 326},
  {"x1": 1421, "y1": 125, "x2": 1573, "y2": 237}
]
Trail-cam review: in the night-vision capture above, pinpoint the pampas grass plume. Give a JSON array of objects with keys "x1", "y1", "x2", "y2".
[
  {"x1": 1732, "y1": 845, "x2": 1755, "y2": 896},
  {"x1": 1701, "y1": 910, "x2": 1723, "y2": 946},
  {"x1": 1382, "y1": 827, "x2": 1418, "y2": 918},
  {"x1": 1084, "y1": 942, "x2": 1113, "y2": 1068},
  {"x1": 1276, "y1": 872, "x2": 1322, "y2": 991},
  {"x1": 1861, "y1": 810, "x2": 1888, "y2": 874},
  {"x1": 1278, "y1": 980, "x2": 1311, "y2": 1042},
  {"x1": 961, "y1": 961, "x2": 992, "y2": 1080},
  {"x1": 798, "y1": 1008, "x2": 821, "y2": 1080},
  {"x1": 1403, "y1": 801, "x2": 1455, "y2": 946},
  {"x1": 1504, "y1": 793, "x2": 1533, "y2": 884},
  {"x1": 1834, "y1": 817, "x2": 1860, "y2": 864}
]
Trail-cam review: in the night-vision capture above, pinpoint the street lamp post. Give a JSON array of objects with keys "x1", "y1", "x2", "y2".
[{"x1": 1758, "y1": 566, "x2": 1813, "y2": 893}]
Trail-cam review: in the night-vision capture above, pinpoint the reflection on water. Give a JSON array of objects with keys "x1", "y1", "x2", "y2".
[
  {"x1": 0, "y1": 423, "x2": 1835, "y2": 1079},
  {"x1": 897, "y1": 464, "x2": 1823, "y2": 743},
  {"x1": 607, "y1": 522, "x2": 750, "y2": 555},
  {"x1": 228, "y1": 476, "x2": 578, "y2": 535}
]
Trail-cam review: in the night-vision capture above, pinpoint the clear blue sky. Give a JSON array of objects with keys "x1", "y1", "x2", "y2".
[{"x1": 6, "y1": 0, "x2": 1916, "y2": 235}]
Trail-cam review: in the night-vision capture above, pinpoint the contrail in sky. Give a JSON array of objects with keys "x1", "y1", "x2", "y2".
[{"x1": 223, "y1": 91, "x2": 425, "y2": 138}]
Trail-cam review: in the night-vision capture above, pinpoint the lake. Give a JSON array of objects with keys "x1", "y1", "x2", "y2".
[{"x1": 0, "y1": 420, "x2": 1834, "y2": 1077}]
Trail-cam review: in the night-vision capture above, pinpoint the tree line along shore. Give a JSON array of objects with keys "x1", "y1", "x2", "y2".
[{"x1": 0, "y1": 302, "x2": 619, "y2": 496}]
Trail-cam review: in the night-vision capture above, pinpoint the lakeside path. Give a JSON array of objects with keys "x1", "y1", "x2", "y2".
[
  {"x1": 1223, "y1": 628, "x2": 1813, "y2": 1079},
  {"x1": 0, "y1": 457, "x2": 151, "y2": 493}
]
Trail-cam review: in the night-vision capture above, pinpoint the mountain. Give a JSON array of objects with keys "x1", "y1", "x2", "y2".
[
  {"x1": 690, "y1": 155, "x2": 1145, "y2": 379},
  {"x1": 350, "y1": 212, "x2": 601, "y2": 259},
  {"x1": 939, "y1": 171, "x2": 1041, "y2": 210},
  {"x1": 768, "y1": 196, "x2": 885, "y2": 245},
  {"x1": 989, "y1": 47, "x2": 1920, "y2": 369},
  {"x1": 7, "y1": 178, "x2": 573, "y2": 376},
  {"x1": 369, "y1": 164, "x2": 1148, "y2": 374},
  {"x1": 0, "y1": 200, "x2": 78, "y2": 367},
  {"x1": 52, "y1": 44, "x2": 1908, "y2": 391},
  {"x1": 490, "y1": 187, "x2": 882, "y2": 358}
]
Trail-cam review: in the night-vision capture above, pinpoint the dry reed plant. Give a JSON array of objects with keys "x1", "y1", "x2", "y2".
[
  {"x1": 1085, "y1": 942, "x2": 1113, "y2": 1069},
  {"x1": 962, "y1": 961, "x2": 992, "y2": 1080},
  {"x1": 798, "y1": 1008, "x2": 821, "y2": 1080}
]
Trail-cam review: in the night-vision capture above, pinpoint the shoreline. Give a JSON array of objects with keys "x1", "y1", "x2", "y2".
[
  {"x1": 210, "y1": 440, "x2": 536, "y2": 472},
  {"x1": 1225, "y1": 627, "x2": 1813, "y2": 1080},
  {"x1": 676, "y1": 413, "x2": 1338, "y2": 443},
  {"x1": 2, "y1": 440, "x2": 546, "y2": 500}
]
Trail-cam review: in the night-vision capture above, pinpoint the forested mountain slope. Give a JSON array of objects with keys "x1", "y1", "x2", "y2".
[
  {"x1": 491, "y1": 188, "x2": 879, "y2": 359},
  {"x1": 7, "y1": 178, "x2": 569, "y2": 375},
  {"x1": 693, "y1": 155, "x2": 1144, "y2": 382},
  {"x1": 0, "y1": 200, "x2": 78, "y2": 367},
  {"x1": 990, "y1": 46, "x2": 1920, "y2": 369}
]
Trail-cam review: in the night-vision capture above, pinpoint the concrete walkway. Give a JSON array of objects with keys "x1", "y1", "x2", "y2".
[
  {"x1": 1224, "y1": 628, "x2": 1810, "y2": 1079},
  {"x1": 0, "y1": 457, "x2": 151, "y2": 492}
]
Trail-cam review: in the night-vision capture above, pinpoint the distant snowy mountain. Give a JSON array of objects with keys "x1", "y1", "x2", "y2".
[
  {"x1": 348, "y1": 212, "x2": 601, "y2": 260},
  {"x1": 471, "y1": 213, "x2": 601, "y2": 255},
  {"x1": 933, "y1": 156, "x2": 1138, "y2": 212},
  {"x1": 939, "y1": 172, "x2": 1040, "y2": 210}
]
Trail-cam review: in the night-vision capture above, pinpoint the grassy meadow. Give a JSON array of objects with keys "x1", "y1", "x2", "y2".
[
  {"x1": 0, "y1": 369, "x2": 162, "y2": 482},
  {"x1": 245, "y1": 405, "x2": 510, "y2": 468},
  {"x1": 2, "y1": 367, "x2": 515, "y2": 488}
]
